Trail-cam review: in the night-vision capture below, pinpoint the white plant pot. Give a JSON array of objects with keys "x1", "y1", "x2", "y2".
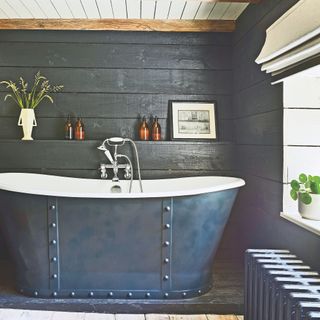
[
  {"x1": 18, "y1": 109, "x2": 37, "y2": 140},
  {"x1": 298, "y1": 193, "x2": 320, "y2": 221}
]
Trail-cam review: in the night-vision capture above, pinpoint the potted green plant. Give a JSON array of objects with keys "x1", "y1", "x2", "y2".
[
  {"x1": 0, "y1": 71, "x2": 63, "y2": 140},
  {"x1": 290, "y1": 173, "x2": 320, "y2": 220}
]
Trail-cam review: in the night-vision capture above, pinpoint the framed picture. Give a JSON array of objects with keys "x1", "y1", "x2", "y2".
[{"x1": 169, "y1": 101, "x2": 217, "y2": 140}]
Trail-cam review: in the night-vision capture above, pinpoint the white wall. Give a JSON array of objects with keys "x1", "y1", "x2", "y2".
[{"x1": 283, "y1": 76, "x2": 320, "y2": 213}]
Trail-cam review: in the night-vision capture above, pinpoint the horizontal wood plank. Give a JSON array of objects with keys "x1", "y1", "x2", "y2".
[
  {"x1": 233, "y1": 174, "x2": 283, "y2": 218},
  {"x1": 203, "y1": 0, "x2": 259, "y2": 2},
  {"x1": 233, "y1": 79, "x2": 282, "y2": 118},
  {"x1": 146, "y1": 315, "x2": 169, "y2": 320},
  {"x1": 0, "y1": 310, "x2": 246, "y2": 320},
  {"x1": 169, "y1": 316, "x2": 207, "y2": 320},
  {"x1": 0, "y1": 19, "x2": 236, "y2": 33},
  {"x1": 0, "y1": 42, "x2": 231, "y2": 70},
  {"x1": 0, "y1": 140, "x2": 234, "y2": 171},
  {"x1": 236, "y1": 145, "x2": 282, "y2": 182},
  {"x1": 84, "y1": 313, "x2": 114, "y2": 319},
  {"x1": 207, "y1": 315, "x2": 237, "y2": 319},
  {"x1": 235, "y1": 110, "x2": 282, "y2": 146},
  {"x1": 0, "y1": 30, "x2": 232, "y2": 46},
  {"x1": 115, "y1": 315, "x2": 144, "y2": 320},
  {"x1": 0, "y1": 67, "x2": 232, "y2": 95},
  {"x1": 0, "y1": 93, "x2": 232, "y2": 120}
]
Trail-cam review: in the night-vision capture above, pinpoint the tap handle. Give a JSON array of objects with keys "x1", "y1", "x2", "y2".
[
  {"x1": 124, "y1": 165, "x2": 132, "y2": 180},
  {"x1": 99, "y1": 164, "x2": 108, "y2": 179}
]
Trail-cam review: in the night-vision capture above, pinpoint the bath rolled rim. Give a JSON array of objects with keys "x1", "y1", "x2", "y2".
[{"x1": 0, "y1": 172, "x2": 245, "y2": 199}]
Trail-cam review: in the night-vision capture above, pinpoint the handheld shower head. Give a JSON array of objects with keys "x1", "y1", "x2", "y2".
[
  {"x1": 97, "y1": 140, "x2": 114, "y2": 163},
  {"x1": 106, "y1": 137, "x2": 125, "y2": 147}
]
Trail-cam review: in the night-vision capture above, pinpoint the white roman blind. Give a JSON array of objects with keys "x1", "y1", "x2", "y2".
[{"x1": 256, "y1": 0, "x2": 320, "y2": 75}]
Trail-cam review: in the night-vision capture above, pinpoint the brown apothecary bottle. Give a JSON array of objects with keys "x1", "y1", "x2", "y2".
[
  {"x1": 74, "y1": 117, "x2": 85, "y2": 140},
  {"x1": 139, "y1": 116, "x2": 150, "y2": 141},
  {"x1": 64, "y1": 115, "x2": 73, "y2": 140},
  {"x1": 151, "y1": 116, "x2": 161, "y2": 141}
]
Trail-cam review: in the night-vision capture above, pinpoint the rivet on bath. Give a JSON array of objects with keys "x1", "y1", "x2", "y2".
[
  {"x1": 127, "y1": 292, "x2": 133, "y2": 297},
  {"x1": 164, "y1": 292, "x2": 169, "y2": 298},
  {"x1": 164, "y1": 224, "x2": 171, "y2": 229},
  {"x1": 51, "y1": 222, "x2": 56, "y2": 228},
  {"x1": 51, "y1": 257, "x2": 57, "y2": 262},
  {"x1": 164, "y1": 206, "x2": 171, "y2": 212},
  {"x1": 51, "y1": 240, "x2": 57, "y2": 245},
  {"x1": 89, "y1": 291, "x2": 94, "y2": 297},
  {"x1": 164, "y1": 241, "x2": 170, "y2": 246},
  {"x1": 52, "y1": 274, "x2": 57, "y2": 279},
  {"x1": 198, "y1": 290, "x2": 202, "y2": 295},
  {"x1": 182, "y1": 292, "x2": 187, "y2": 297},
  {"x1": 163, "y1": 275, "x2": 169, "y2": 280},
  {"x1": 49, "y1": 205, "x2": 56, "y2": 210},
  {"x1": 70, "y1": 292, "x2": 75, "y2": 297},
  {"x1": 52, "y1": 291, "x2": 57, "y2": 297},
  {"x1": 34, "y1": 291, "x2": 38, "y2": 296},
  {"x1": 146, "y1": 292, "x2": 151, "y2": 298},
  {"x1": 109, "y1": 292, "x2": 114, "y2": 297},
  {"x1": 164, "y1": 258, "x2": 169, "y2": 263}
]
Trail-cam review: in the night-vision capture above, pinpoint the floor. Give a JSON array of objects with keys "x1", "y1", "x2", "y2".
[
  {"x1": 0, "y1": 310, "x2": 244, "y2": 320},
  {"x1": 0, "y1": 258, "x2": 244, "y2": 314}
]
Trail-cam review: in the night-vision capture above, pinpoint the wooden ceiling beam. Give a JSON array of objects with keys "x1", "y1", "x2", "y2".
[
  {"x1": 183, "y1": 0, "x2": 260, "y2": 2},
  {"x1": 0, "y1": 19, "x2": 236, "y2": 32}
]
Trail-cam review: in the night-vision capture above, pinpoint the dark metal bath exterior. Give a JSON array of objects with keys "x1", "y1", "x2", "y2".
[{"x1": 0, "y1": 188, "x2": 238, "y2": 299}]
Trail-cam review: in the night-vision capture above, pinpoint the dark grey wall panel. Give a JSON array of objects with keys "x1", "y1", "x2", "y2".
[
  {"x1": 233, "y1": 80, "x2": 282, "y2": 118},
  {"x1": 0, "y1": 31, "x2": 232, "y2": 46},
  {"x1": 0, "y1": 67, "x2": 232, "y2": 95},
  {"x1": 0, "y1": 141, "x2": 233, "y2": 172},
  {"x1": 236, "y1": 145, "x2": 282, "y2": 182},
  {"x1": 0, "y1": 43, "x2": 231, "y2": 70},
  {"x1": 234, "y1": 110, "x2": 282, "y2": 146},
  {"x1": 0, "y1": 93, "x2": 232, "y2": 119}
]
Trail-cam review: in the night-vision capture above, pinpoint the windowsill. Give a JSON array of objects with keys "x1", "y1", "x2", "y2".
[{"x1": 281, "y1": 212, "x2": 320, "y2": 236}]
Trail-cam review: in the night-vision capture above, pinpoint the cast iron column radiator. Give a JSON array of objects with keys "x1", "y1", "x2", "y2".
[{"x1": 245, "y1": 249, "x2": 320, "y2": 320}]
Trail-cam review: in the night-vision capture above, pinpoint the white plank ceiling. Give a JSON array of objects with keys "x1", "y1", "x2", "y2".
[{"x1": 0, "y1": 1, "x2": 249, "y2": 20}]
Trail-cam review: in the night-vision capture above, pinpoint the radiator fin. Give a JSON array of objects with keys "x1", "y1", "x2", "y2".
[{"x1": 245, "y1": 249, "x2": 320, "y2": 320}]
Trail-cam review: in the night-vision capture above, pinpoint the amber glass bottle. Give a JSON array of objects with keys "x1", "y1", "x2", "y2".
[
  {"x1": 151, "y1": 116, "x2": 161, "y2": 141},
  {"x1": 64, "y1": 115, "x2": 73, "y2": 140},
  {"x1": 139, "y1": 116, "x2": 150, "y2": 141},
  {"x1": 74, "y1": 118, "x2": 85, "y2": 140}
]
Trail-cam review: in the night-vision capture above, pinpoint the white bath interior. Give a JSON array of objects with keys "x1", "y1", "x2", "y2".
[{"x1": 0, "y1": 173, "x2": 245, "y2": 198}]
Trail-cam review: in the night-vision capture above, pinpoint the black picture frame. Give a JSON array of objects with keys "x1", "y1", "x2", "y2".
[{"x1": 169, "y1": 100, "x2": 218, "y2": 141}]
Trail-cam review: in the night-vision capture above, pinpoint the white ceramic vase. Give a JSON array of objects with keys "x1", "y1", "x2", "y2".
[
  {"x1": 298, "y1": 193, "x2": 320, "y2": 221},
  {"x1": 18, "y1": 109, "x2": 37, "y2": 140}
]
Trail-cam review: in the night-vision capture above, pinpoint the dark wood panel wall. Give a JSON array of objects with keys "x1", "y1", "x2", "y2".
[
  {"x1": 231, "y1": 0, "x2": 320, "y2": 270},
  {"x1": 0, "y1": 30, "x2": 233, "y2": 162},
  {"x1": 0, "y1": 31, "x2": 235, "y2": 257}
]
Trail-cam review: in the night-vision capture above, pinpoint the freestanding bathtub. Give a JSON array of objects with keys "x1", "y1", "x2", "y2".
[{"x1": 0, "y1": 173, "x2": 244, "y2": 299}]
